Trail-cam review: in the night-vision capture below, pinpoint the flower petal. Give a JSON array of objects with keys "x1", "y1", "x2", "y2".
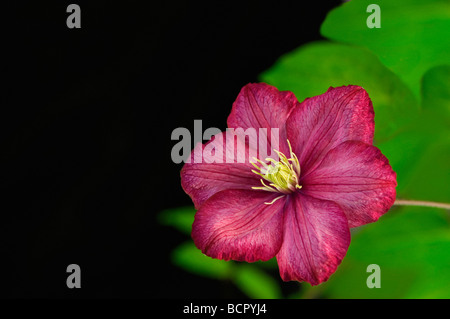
[
  {"x1": 276, "y1": 194, "x2": 350, "y2": 285},
  {"x1": 302, "y1": 141, "x2": 397, "y2": 228},
  {"x1": 227, "y1": 83, "x2": 299, "y2": 155},
  {"x1": 181, "y1": 131, "x2": 261, "y2": 209},
  {"x1": 192, "y1": 189, "x2": 286, "y2": 262},
  {"x1": 286, "y1": 85, "x2": 375, "y2": 174}
]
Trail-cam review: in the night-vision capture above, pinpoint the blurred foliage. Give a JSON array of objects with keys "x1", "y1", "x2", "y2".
[
  {"x1": 320, "y1": 0, "x2": 450, "y2": 101},
  {"x1": 318, "y1": 206, "x2": 450, "y2": 298},
  {"x1": 159, "y1": 207, "x2": 282, "y2": 298},
  {"x1": 158, "y1": 206, "x2": 196, "y2": 236},
  {"x1": 162, "y1": 0, "x2": 450, "y2": 298},
  {"x1": 260, "y1": 41, "x2": 419, "y2": 142}
]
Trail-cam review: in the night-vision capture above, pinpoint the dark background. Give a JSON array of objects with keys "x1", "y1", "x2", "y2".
[{"x1": 1, "y1": 1, "x2": 340, "y2": 298}]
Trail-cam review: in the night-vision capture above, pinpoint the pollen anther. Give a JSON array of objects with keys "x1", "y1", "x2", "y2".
[{"x1": 251, "y1": 140, "x2": 301, "y2": 197}]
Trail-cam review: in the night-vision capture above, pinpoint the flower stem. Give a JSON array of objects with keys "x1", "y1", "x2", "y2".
[{"x1": 394, "y1": 199, "x2": 450, "y2": 210}]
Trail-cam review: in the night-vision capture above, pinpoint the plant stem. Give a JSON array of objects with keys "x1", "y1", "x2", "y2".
[{"x1": 394, "y1": 199, "x2": 450, "y2": 210}]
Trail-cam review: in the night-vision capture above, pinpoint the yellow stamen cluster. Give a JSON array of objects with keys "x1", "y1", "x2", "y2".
[{"x1": 251, "y1": 140, "x2": 301, "y2": 204}]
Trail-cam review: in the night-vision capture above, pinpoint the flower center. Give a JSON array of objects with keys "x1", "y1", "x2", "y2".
[{"x1": 251, "y1": 140, "x2": 302, "y2": 196}]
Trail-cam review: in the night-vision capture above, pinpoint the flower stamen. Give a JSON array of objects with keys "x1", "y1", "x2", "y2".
[
  {"x1": 264, "y1": 195, "x2": 285, "y2": 205},
  {"x1": 251, "y1": 139, "x2": 301, "y2": 198}
]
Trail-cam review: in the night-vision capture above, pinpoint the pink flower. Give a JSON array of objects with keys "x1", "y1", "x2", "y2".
[{"x1": 181, "y1": 83, "x2": 397, "y2": 285}]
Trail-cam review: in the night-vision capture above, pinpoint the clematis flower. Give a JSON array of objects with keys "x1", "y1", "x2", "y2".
[{"x1": 181, "y1": 83, "x2": 397, "y2": 285}]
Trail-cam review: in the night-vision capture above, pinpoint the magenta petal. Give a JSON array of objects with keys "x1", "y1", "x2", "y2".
[
  {"x1": 302, "y1": 141, "x2": 397, "y2": 228},
  {"x1": 227, "y1": 83, "x2": 299, "y2": 154},
  {"x1": 192, "y1": 190, "x2": 286, "y2": 262},
  {"x1": 286, "y1": 85, "x2": 375, "y2": 174},
  {"x1": 276, "y1": 194, "x2": 350, "y2": 285},
  {"x1": 181, "y1": 131, "x2": 261, "y2": 209}
]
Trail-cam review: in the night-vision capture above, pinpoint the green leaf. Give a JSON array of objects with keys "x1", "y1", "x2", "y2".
[
  {"x1": 171, "y1": 241, "x2": 232, "y2": 279},
  {"x1": 321, "y1": 259, "x2": 418, "y2": 299},
  {"x1": 260, "y1": 41, "x2": 419, "y2": 141},
  {"x1": 158, "y1": 206, "x2": 196, "y2": 235},
  {"x1": 172, "y1": 242, "x2": 281, "y2": 298},
  {"x1": 376, "y1": 115, "x2": 449, "y2": 202},
  {"x1": 398, "y1": 133, "x2": 450, "y2": 202},
  {"x1": 320, "y1": 0, "x2": 450, "y2": 100},
  {"x1": 377, "y1": 64, "x2": 450, "y2": 202},
  {"x1": 318, "y1": 206, "x2": 450, "y2": 298},
  {"x1": 422, "y1": 65, "x2": 450, "y2": 119},
  {"x1": 396, "y1": 65, "x2": 450, "y2": 202},
  {"x1": 232, "y1": 264, "x2": 282, "y2": 299}
]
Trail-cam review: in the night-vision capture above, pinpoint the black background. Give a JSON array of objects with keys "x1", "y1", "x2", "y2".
[{"x1": 1, "y1": 1, "x2": 341, "y2": 298}]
